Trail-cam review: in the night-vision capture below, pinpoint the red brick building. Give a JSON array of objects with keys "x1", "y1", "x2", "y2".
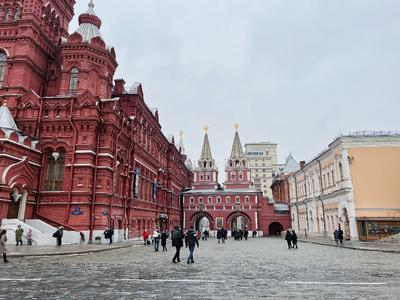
[
  {"x1": 183, "y1": 128, "x2": 291, "y2": 236},
  {"x1": 0, "y1": 1, "x2": 192, "y2": 244}
]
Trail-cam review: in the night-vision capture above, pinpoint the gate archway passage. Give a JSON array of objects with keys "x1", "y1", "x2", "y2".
[
  {"x1": 268, "y1": 222, "x2": 284, "y2": 236},
  {"x1": 227, "y1": 211, "x2": 252, "y2": 231},
  {"x1": 190, "y1": 212, "x2": 214, "y2": 231}
]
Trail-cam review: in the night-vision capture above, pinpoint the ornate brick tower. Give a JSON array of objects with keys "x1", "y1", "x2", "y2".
[
  {"x1": 0, "y1": 0, "x2": 75, "y2": 96},
  {"x1": 224, "y1": 124, "x2": 252, "y2": 189},
  {"x1": 192, "y1": 126, "x2": 219, "y2": 190},
  {"x1": 46, "y1": 0, "x2": 118, "y2": 98}
]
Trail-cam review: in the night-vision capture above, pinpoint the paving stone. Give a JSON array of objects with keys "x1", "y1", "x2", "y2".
[{"x1": 0, "y1": 238, "x2": 399, "y2": 299}]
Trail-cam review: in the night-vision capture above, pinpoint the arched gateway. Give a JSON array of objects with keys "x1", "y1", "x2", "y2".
[
  {"x1": 268, "y1": 222, "x2": 283, "y2": 236},
  {"x1": 190, "y1": 211, "x2": 214, "y2": 231}
]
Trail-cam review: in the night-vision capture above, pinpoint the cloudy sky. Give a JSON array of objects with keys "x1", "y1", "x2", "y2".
[{"x1": 73, "y1": 0, "x2": 399, "y2": 169}]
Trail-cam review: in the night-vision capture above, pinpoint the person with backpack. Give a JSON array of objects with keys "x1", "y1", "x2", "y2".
[
  {"x1": 15, "y1": 225, "x2": 24, "y2": 246},
  {"x1": 0, "y1": 229, "x2": 9, "y2": 263},
  {"x1": 53, "y1": 226, "x2": 64, "y2": 246},
  {"x1": 185, "y1": 225, "x2": 199, "y2": 264},
  {"x1": 152, "y1": 229, "x2": 160, "y2": 251},
  {"x1": 171, "y1": 226, "x2": 183, "y2": 263}
]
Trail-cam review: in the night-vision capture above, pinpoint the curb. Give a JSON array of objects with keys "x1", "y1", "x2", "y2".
[
  {"x1": 8, "y1": 242, "x2": 143, "y2": 258},
  {"x1": 299, "y1": 239, "x2": 400, "y2": 254}
]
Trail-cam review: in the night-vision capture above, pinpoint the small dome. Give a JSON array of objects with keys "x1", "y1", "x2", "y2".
[{"x1": 75, "y1": 1, "x2": 104, "y2": 43}]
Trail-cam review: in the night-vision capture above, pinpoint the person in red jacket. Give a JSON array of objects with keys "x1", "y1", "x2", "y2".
[{"x1": 143, "y1": 230, "x2": 149, "y2": 245}]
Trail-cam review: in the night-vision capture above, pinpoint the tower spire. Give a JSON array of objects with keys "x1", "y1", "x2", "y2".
[
  {"x1": 230, "y1": 124, "x2": 244, "y2": 159},
  {"x1": 200, "y1": 125, "x2": 212, "y2": 160}
]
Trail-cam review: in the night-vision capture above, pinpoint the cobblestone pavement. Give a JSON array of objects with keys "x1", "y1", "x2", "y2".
[{"x1": 1, "y1": 237, "x2": 399, "y2": 299}]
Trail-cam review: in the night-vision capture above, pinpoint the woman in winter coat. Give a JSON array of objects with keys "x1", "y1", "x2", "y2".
[
  {"x1": 161, "y1": 230, "x2": 168, "y2": 251},
  {"x1": 0, "y1": 229, "x2": 9, "y2": 263}
]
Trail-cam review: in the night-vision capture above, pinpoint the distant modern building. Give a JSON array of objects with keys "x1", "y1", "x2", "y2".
[
  {"x1": 288, "y1": 131, "x2": 400, "y2": 241},
  {"x1": 183, "y1": 127, "x2": 291, "y2": 236},
  {"x1": 244, "y1": 142, "x2": 278, "y2": 198}
]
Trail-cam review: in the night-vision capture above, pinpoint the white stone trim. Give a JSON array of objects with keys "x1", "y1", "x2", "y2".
[
  {"x1": 98, "y1": 153, "x2": 114, "y2": 159},
  {"x1": 0, "y1": 153, "x2": 41, "y2": 168},
  {"x1": 0, "y1": 138, "x2": 42, "y2": 153},
  {"x1": 75, "y1": 150, "x2": 97, "y2": 155},
  {"x1": 134, "y1": 158, "x2": 157, "y2": 174}
]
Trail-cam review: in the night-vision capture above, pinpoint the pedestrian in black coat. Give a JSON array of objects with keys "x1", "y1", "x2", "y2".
[
  {"x1": 291, "y1": 230, "x2": 298, "y2": 249},
  {"x1": 161, "y1": 231, "x2": 168, "y2": 251},
  {"x1": 337, "y1": 228, "x2": 344, "y2": 245},
  {"x1": 185, "y1": 226, "x2": 199, "y2": 264},
  {"x1": 285, "y1": 230, "x2": 292, "y2": 249},
  {"x1": 171, "y1": 226, "x2": 183, "y2": 263}
]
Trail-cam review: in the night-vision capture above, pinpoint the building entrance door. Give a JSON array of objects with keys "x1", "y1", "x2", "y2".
[{"x1": 7, "y1": 189, "x2": 21, "y2": 219}]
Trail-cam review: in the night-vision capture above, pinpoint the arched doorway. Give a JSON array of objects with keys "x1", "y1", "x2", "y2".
[
  {"x1": 231, "y1": 215, "x2": 248, "y2": 231},
  {"x1": 268, "y1": 222, "x2": 284, "y2": 236},
  {"x1": 342, "y1": 208, "x2": 350, "y2": 240},
  {"x1": 7, "y1": 188, "x2": 20, "y2": 219},
  {"x1": 195, "y1": 216, "x2": 210, "y2": 232},
  {"x1": 192, "y1": 212, "x2": 213, "y2": 232}
]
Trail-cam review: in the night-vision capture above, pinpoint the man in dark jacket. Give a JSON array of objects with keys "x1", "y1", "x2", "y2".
[
  {"x1": 171, "y1": 226, "x2": 183, "y2": 263},
  {"x1": 285, "y1": 230, "x2": 292, "y2": 249},
  {"x1": 291, "y1": 230, "x2": 298, "y2": 249},
  {"x1": 185, "y1": 225, "x2": 199, "y2": 264}
]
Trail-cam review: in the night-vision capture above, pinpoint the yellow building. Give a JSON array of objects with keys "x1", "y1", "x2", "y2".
[{"x1": 288, "y1": 131, "x2": 400, "y2": 241}]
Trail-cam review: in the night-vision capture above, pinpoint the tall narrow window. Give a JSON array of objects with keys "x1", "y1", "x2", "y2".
[
  {"x1": 4, "y1": 7, "x2": 10, "y2": 21},
  {"x1": 339, "y1": 163, "x2": 343, "y2": 181},
  {"x1": 44, "y1": 151, "x2": 65, "y2": 191},
  {"x1": 0, "y1": 52, "x2": 6, "y2": 88},
  {"x1": 69, "y1": 67, "x2": 78, "y2": 94},
  {"x1": 14, "y1": 6, "x2": 21, "y2": 20}
]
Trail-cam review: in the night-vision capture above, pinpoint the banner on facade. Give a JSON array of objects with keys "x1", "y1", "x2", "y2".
[{"x1": 133, "y1": 166, "x2": 141, "y2": 198}]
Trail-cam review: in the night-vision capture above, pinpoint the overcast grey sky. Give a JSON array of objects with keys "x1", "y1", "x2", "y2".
[{"x1": 73, "y1": 0, "x2": 399, "y2": 169}]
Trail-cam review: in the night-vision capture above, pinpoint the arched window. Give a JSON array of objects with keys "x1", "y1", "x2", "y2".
[
  {"x1": 190, "y1": 197, "x2": 194, "y2": 204},
  {"x1": 14, "y1": 6, "x2": 21, "y2": 20},
  {"x1": 207, "y1": 197, "x2": 212, "y2": 204},
  {"x1": 245, "y1": 196, "x2": 250, "y2": 203},
  {"x1": 44, "y1": 150, "x2": 66, "y2": 191},
  {"x1": 69, "y1": 67, "x2": 79, "y2": 94},
  {"x1": 235, "y1": 196, "x2": 240, "y2": 204},
  {"x1": 203, "y1": 161, "x2": 207, "y2": 168},
  {"x1": 4, "y1": 7, "x2": 10, "y2": 21},
  {"x1": 226, "y1": 196, "x2": 231, "y2": 203},
  {"x1": 198, "y1": 197, "x2": 203, "y2": 204},
  {"x1": 339, "y1": 163, "x2": 343, "y2": 181},
  {"x1": 0, "y1": 52, "x2": 6, "y2": 88}
]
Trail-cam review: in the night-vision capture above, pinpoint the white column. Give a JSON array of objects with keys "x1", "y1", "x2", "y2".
[{"x1": 18, "y1": 190, "x2": 28, "y2": 221}]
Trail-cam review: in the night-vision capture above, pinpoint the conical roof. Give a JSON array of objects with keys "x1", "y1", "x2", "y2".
[
  {"x1": 75, "y1": 1, "x2": 104, "y2": 43},
  {"x1": 0, "y1": 101, "x2": 18, "y2": 131},
  {"x1": 230, "y1": 130, "x2": 244, "y2": 159},
  {"x1": 200, "y1": 133, "x2": 213, "y2": 160}
]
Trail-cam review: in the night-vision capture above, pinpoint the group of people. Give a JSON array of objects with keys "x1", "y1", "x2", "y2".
[
  {"x1": 216, "y1": 228, "x2": 228, "y2": 243},
  {"x1": 143, "y1": 225, "x2": 200, "y2": 264},
  {"x1": 285, "y1": 230, "x2": 298, "y2": 249},
  {"x1": 232, "y1": 228, "x2": 249, "y2": 241}
]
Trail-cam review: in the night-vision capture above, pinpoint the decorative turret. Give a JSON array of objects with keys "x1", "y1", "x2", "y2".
[
  {"x1": 75, "y1": 0, "x2": 104, "y2": 43},
  {"x1": 224, "y1": 124, "x2": 251, "y2": 189},
  {"x1": 179, "y1": 130, "x2": 185, "y2": 154},
  {"x1": 193, "y1": 126, "x2": 218, "y2": 190},
  {"x1": 48, "y1": 0, "x2": 118, "y2": 98}
]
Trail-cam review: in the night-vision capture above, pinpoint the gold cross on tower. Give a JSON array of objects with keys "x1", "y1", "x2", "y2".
[
  {"x1": 233, "y1": 123, "x2": 240, "y2": 131},
  {"x1": 203, "y1": 125, "x2": 209, "y2": 134}
]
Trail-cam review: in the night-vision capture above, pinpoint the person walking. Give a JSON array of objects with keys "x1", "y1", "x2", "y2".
[
  {"x1": 291, "y1": 230, "x2": 298, "y2": 249},
  {"x1": 53, "y1": 226, "x2": 64, "y2": 246},
  {"x1": 15, "y1": 225, "x2": 24, "y2": 246},
  {"x1": 285, "y1": 230, "x2": 293, "y2": 249},
  {"x1": 143, "y1": 229, "x2": 149, "y2": 245},
  {"x1": 337, "y1": 227, "x2": 344, "y2": 245},
  {"x1": 217, "y1": 228, "x2": 222, "y2": 244},
  {"x1": 185, "y1": 225, "x2": 199, "y2": 264},
  {"x1": 222, "y1": 228, "x2": 227, "y2": 243},
  {"x1": 0, "y1": 229, "x2": 9, "y2": 263},
  {"x1": 244, "y1": 228, "x2": 249, "y2": 241},
  {"x1": 27, "y1": 229, "x2": 33, "y2": 246},
  {"x1": 171, "y1": 226, "x2": 183, "y2": 263},
  {"x1": 333, "y1": 229, "x2": 339, "y2": 244},
  {"x1": 153, "y1": 229, "x2": 160, "y2": 251},
  {"x1": 161, "y1": 230, "x2": 168, "y2": 251}
]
